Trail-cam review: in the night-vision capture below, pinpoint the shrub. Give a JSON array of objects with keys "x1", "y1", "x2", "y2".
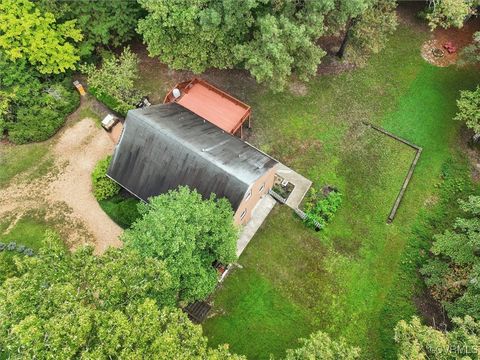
[
  {"x1": 0, "y1": 55, "x2": 80, "y2": 144},
  {"x1": 99, "y1": 194, "x2": 141, "y2": 229},
  {"x1": 303, "y1": 187, "x2": 342, "y2": 230},
  {"x1": 8, "y1": 83, "x2": 79, "y2": 143},
  {"x1": 92, "y1": 156, "x2": 120, "y2": 201}
]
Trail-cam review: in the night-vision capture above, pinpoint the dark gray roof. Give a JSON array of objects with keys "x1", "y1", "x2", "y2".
[{"x1": 107, "y1": 103, "x2": 277, "y2": 210}]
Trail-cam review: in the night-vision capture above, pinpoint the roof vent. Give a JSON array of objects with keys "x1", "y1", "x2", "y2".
[{"x1": 172, "y1": 88, "x2": 181, "y2": 99}]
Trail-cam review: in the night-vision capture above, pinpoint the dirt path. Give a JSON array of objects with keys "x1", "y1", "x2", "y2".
[{"x1": 0, "y1": 117, "x2": 122, "y2": 254}]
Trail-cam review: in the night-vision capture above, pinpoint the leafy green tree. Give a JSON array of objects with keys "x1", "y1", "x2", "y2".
[
  {"x1": 284, "y1": 331, "x2": 361, "y2": 360},
  {"x1": 137, "y1": 0, "x2": 332, "y2": 91},
  {"x1": 37, "y1": 0, "x2": 143, "y2": 58},
  {"x1": 395, "y1": 316, "x2": 480, "y2": 359},
  {"x1": 454, "y1": 86, "x2": 480, "y2": 139},
  {"x1": 235, "y1": 14, "x2": 326, "y2": 92},
  {"x1": 346, "y1": 0, "x2": 398, "y2": 65},
  {"x1": 0, "y1": 0, "x2": 82, "y2": 74},
  {"x1": 326, "y1": 0, "x2": 373, "y2": 58},
  {"x1": 81, "y1": 47, "x2": 140, "y2": 115},
  {"x1": 425, "y1": 0, "x2": 477, "y2": 30},
  {"x1": 122, "y1": 186, "x2": 238, "y2": 303},
  {"x1": 421, "y1": 195, "x2": 480, "y2": 320},
  {"x1": 460, "y1": 31, "x2": 480, "y2": 64},
  {"x1": 0, "y1": 232, "x2": 242, "y2": 359},
  {"x1": 137, "y1": 0, "x2": 254, "y2": 73}
]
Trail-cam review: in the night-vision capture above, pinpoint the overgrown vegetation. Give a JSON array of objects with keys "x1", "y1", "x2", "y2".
[
  {"x1": 91, "y1": 156, "x2": 120, "y2": 201},
  {"x1": 81, "y1": 48, "x2": 141, "y2": 116},
  {"x1": 302, "y1": 188, "x2": 342, "y2": 230}
]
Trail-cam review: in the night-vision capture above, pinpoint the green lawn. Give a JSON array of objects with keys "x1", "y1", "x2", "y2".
[
  {"x1": 0, "y1": 214, "x2": 54, "y2": 284},
  {"x1": 0, "y1": 142, "x2": 51, "y2": 187},
  {"x1": 202, "y1": 23, "x2": 480, "y2": 360}
]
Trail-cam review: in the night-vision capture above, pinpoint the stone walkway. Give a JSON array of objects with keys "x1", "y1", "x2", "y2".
[{"x1": 236, "y1": 194, "x2": 276, "y2": 257}]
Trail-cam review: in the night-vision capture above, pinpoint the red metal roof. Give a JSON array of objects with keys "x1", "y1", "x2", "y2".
[{"x1": 165, "y1": 78, "x2": 250, "y2": 135}]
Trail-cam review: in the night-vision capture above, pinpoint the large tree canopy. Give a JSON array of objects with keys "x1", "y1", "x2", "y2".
[
  {"x1": 37, "y1": 0, "x2": 143, "y2": 58},
  {"x1": 0, "y1": 0, "x2": 82, "y2": 74},
  {"x1": 455, "y1": 86, "x2": 480, "y2": 136},
  {"x1": 395, "y1": 316, "x2": 480, "y2": 359},
  {"x1": 421, "y1": 195, "x2": 480, "y2": 320},
  {"x1": 284, "y1": 331, "x2": 361, "y2": 360},
  {"x1": 425, "y1": 0, "x2": 478, "y2": 30},
  {"x1": 137, "y1": 0, "x2": 398, "y2": 91},
  {"x1": 0, "y1": 232, "x2": 243, "y2": 359},
  {"x1": 122, "y1": 186, "x2": 238, "y2": 303}
]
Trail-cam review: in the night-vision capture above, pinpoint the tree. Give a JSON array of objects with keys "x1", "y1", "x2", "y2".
[
  {"x1": 137, "y1": 0, "x2": 253, "y2": 73},
  {"x1": 81, "y1": 47, "x2": 141, "y2": 115},
  {"x1": 37, "y1": 0, "x2": 144, "y2": 58},
  {"x1": 284, "y1": 331, "x2": 361, "y2": 360},
  {"x1": 0, "y1": 232, "x2": 243, "y2": 359},
  {"x1": 0, "y1": 0, "x2": 82, "y2": 74},
  {"x1": 425, "y1": 0, "x2": 477, "y2": 30},
  {"x1": 395, "y1": 316, "x2": 480, "y2": 359},
  {"x1": 327, "y1": 0, "x2": 373, "y2": 58},
  {"x1": 346, "y1": 0, "x2": 398, "y2": 65},
  {"x1": 454, "y1": 86, "x2": 480, "y2": 140},
  {"x1": 137, "y1": 0, "x2": 332, "y2": 91},
  {"x1": 460, "y1": 31, "x2": 480, "y2": 65},
  {"x1": 421, "y1": 195, "x2": 480, "y2": 320},
  {"x1": 235, "y1": 15, "x2": 326, "y2": 92},
  {"x1": 122, "y1": 186, "x2": 238, "y2": 303}
]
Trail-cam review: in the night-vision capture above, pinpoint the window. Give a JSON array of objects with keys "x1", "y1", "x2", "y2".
[
  {"x1": 240, "y1": 209, "x2": 247, "y2": 220},
  {"x1": 259, "y1": 182, "x2": 265, "y2": 193},
  {"x1": 245, "y1": 189, "x2": 252, "y2": 201}
]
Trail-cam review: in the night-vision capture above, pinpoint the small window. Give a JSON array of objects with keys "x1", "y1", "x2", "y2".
[
  {"x1": 245, "y1": 189, "x2": 252, "y2": 201},
  {"x1": 240, "y1": 209, "x2": 247, "y2": 220},
  {"x1": 259, "y1": 183, "x2": 265, "y2": 193}
]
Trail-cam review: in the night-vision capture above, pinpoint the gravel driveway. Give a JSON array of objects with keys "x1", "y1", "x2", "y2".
[{"x1": 0, "y1": 117, "x2": 123, "y2": 253}]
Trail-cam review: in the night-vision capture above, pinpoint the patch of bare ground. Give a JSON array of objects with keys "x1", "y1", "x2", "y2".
[
  {"x1": 414, "y1": 284, "x2": 451, "y2": 331},
  {"x1": 421, "y1": 16, "x2": 480, "y2": 67},
  {"x1": 0, "y1": 102, "x2": 122, "y2": 253}
]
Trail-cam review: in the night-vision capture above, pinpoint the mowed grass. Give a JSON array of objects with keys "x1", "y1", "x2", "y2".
[{"x1": 203, "y1": 23, "x2": 480, "y2": 360}]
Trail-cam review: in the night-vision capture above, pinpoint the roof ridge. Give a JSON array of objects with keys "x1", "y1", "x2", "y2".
[{"x1": 133, "y1": 104, "x2": 268, "y2": 187}]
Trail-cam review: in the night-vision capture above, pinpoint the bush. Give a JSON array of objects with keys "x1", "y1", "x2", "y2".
[
  {"x1": 0, "y1": 55, "x2": 80, "y2": 144},
  {"x1": 303, "y1": 187, "x2": 342, "y2": 230},
  {"x1": 99, "y1": 194, "x2": 141, "y2": 229},
  {"x1": 8, "y1": 84, "x2": 79, "y2": 144},
  {"x1": 92, "y1": 156, "x2": 120, "y2": 201}
]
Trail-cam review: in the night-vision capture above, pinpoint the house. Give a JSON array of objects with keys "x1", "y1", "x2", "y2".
[{"x1": 107, "y1": 101, "x2": 278, "y2": 225}]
